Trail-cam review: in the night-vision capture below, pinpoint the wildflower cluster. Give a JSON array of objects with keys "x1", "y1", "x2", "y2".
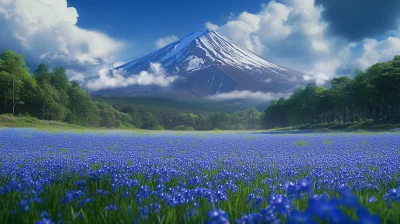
[{"x1": 0, "y1": 128, "x2": 399, "y2": 223}]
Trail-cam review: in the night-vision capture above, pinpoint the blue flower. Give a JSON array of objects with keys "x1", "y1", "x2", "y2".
[
  {"x1": 356, "y1": 207, "x2": 380, "y2": 224},
  {"x1": 78, "y1": 198, "x2": 94, "y2": 207},
  {"x1": 105, "y1": 204, "x2": 118, "y2": 211},
  {"x1": 207, "y1": 208, "x2": 229, "y2": 224},
  {"x1": 338, "y1": 187, "x2": 360, "y2": 208},
  {"x1": 35, "y1": 218, "x2": 55, "y2": 224},
  {"x1": 139, "y1": 206, "x2": 149, "y2": 220},
  {"x1": 62, "y1": 190, "x2": 85, "y2": 204},
  {"x1": 186, "y1": 208, "x2": 198, "y2": 219},
  {"x1": 287, "y1": 210, "x2": 317, "y2": 224},
  {"x1": 384, "y1": 188, "x2": 400, "y2": 202},
  {"x1": 150, "y1": 203, "x2": 161, "y2": 213},
  {"x1": 40, "y1": 210, "x2": 50, "y2": 219},
  {"x1": 18, "y1": 197, "x2": 30, "y2": 212},
  {"x1": 368, "y1": 197, "x2": 377, "y2": 203},
  {"x1": 96, "y1": 189, "x2": 110, "y2": 196},
  {"x1": 74, "y1": 180, "x2": 87, "y2": 187}
]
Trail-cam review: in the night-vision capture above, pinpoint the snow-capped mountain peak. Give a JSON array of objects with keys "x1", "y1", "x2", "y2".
[{"x1": 108, "y1": 30, "x2": 305, "y2": 98}]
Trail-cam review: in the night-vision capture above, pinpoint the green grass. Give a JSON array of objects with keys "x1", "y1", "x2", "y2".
[
  {"x1": 295, "y1": 140, "x2": 309, "y2": 147},
  {"x1": 0, "y1": 115, "x2": 143, "y2": 134},
  {"x1": 0, "y1": 115, "x2": 262, "y2": 136},
  {"x1": 322, "y1": 139, "x2": 334, "y2": 145},
  {"x1": 0, "y1": 114, "x2": 82, "y2": 129},
  {"x1": 269, "y1": 120, "x2": 400, "y2": 132}
]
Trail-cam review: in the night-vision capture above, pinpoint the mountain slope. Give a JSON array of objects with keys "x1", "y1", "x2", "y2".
[{"x1": 98, "y1": 30, "x2": 305, "y2": 98}]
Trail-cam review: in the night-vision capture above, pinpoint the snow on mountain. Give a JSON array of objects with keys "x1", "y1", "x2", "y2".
[{"x1": 102, "y1": 30, "x2": 306, "y2": 98}]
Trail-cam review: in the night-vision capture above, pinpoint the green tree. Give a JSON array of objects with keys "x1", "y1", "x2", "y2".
[
  {"x1": 96, "y1": 102, "x2": 119, "y2": 128},
  {"x1": 141, "y1": 112, "x2": 162, "y2": 130},
  {"x1": 0, "y1": 50, "x2": 32, "y2": 115},
  {"x1": 0, "y1": 71, "x2": 13, "y2": 113},
  {"x1": 51, "y1": 67, "x2": 69, "y2": 93},
  {"x1": 34, "y1": 63, "x2": 51, "y2": 84},
  {"x1": 66, "y1": 82, "x2": 99, "y2": 126}
]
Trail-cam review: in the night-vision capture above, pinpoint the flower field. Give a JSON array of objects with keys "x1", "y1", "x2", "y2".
[{"x1": 0, "y1": 128, "x2": 400, "y2": 224}]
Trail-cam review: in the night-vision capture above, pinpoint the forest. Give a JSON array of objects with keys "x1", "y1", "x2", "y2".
[
  {"x1": 3, "y1": 49, "x2": 399, "y2": 131},
  {"x1": 0, "y1": 50, "x2": 262, "y2": 130},
  {"x1": 263, "y1": 55, "x2": 400, "y2": 129}
]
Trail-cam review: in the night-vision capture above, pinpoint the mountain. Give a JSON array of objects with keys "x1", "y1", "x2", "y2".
[{"x1": 96, "y1": 30, "x2": 305, "y2": 99}]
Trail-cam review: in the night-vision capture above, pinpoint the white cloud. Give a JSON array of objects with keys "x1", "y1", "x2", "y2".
[
  {"x1": 264, "y1": 78, "x2": 272, "y2": 83},
  {"x1": 68, "y1": 71, "x2": 85, "y2": 83},
  {"x1": 155, "y1": 35, "x2": 179, "y2": 49},
  {"x1": 209, "y1": 11, "x2": 265, "y2": 54},
  {"x1": 209, "y1": 90, "x2": 290, "y2": 101},
  {"x1": 186, "y1": 56, "x2": 204, "y2": 71},
  {"x1": 205, "y1": 1, "x2": 400, "y2": 85},
  {"x1": 205, "y1": 22, "x2": 219, "y2": 31},
  {"x1": 0, "y1": 0, "x2": 123, "y2": 73},
  {"x1": 113, "y1": 61, "x2": 125, "y2": 68},
  {"x1": 305, "y1": 42, "x2": 356, "y2": 85},
  {"x1": 204, "y1": 0, "x2": 354, "y2": 84},
  {"x1": 86, "y1": 63, "x2": 179, "y2": 91},
  {"x1": 355, "y1": 36, "x2": 400, "y2": 70}
]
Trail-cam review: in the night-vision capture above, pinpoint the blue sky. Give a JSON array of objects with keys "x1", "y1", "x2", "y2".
[
  {"x1": 67, "y1": 0, "x2": 267, "y2": 57},
  {"x1": 0, "y1": 0, "x2": 400, "y2": 90}
]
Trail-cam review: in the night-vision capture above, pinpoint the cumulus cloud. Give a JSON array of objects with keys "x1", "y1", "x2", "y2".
[
  {"x1": 206, "y1": 12, "x2": 265, "y2": 54},
  {"x1": 209, "y1": 90, "x2": 290, "y2": 101},
  {"x1": 155, "y1": 35, "x2": 179, "y2": 49},
  {"x1": 355, "y1": 36, "x2": 400, "y2": 70},
  {"x1": 0, "y1": 0, "x2": 123, "y2": 73},
  {"x1": 206, "y1": 0, "x2": 341, "y2": 84},
  {"x1": 68, "y1": 71, "x2": 86, "y2": 83},
  {"x1": 205, "y1": 0, "x2": 400, "y2": 85},
  {"x1": 86, "y1": 63, "x2": 179, "y2": 91},
  {"x1": 205, "y1": 22, "x2": 219, "y2": 31},
  {"x1": 305, "y1": 42, "x2": 356, "y2": 84},
  {"x1": 208, "y1": 0, "x2": 330, "y2": 58}
]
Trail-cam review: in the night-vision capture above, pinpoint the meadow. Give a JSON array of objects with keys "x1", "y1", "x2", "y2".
[{"x1": 0, "y1": 128, "x2": 399, "y2": 224}]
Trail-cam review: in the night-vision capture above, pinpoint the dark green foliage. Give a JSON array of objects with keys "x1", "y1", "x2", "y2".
[
  {"x1": 3, "y1": 50, "x2": 400, "y2": 131},
  {"x1": 98, "y1": 98, "x2": 264, "y2": 130},
  {"x1": 0, "y1": 50, "x2": 36, "y2": 116},
  {"x1": 95, "y1": 102, "x2": 120, "y2": 128},
  {"x1": 111, "y1": 104, "x2": 262, "y2": 130},
  {"x1": 140, "y1": 112, "x2": 161, "y2": 130},
  {"x1": 66, "y1": 83, "x2": 99, "y2": 126},
  {"x1": 33, "y1": 63, "x2": 51, "y2": 84},
  {"x1": 0, "y1": 50, "x2": 136, "y2": 129},
  {"x1": 263, "y1": 55, "x2": 400, "y2": 129},
  {"x1": 0, "y1": 50, "x2": 92, "y2": 125},
  {"x1": 95, "y1": 96, "x2": 266, "y2": 113},
  {"x1": 50, "y1": 67, "x2": 69, "y2": 93}
]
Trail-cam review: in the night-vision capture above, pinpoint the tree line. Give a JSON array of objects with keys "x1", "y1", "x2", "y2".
[
  {"x1": 263, "y1": 55, "x2": 400, "y2": 128},
  {"x1": 112, "y1": 104, "x2": 262, "y2": 130},
  {"x1": 0, "y1": 50, "x2": 262, "y2": 130}
]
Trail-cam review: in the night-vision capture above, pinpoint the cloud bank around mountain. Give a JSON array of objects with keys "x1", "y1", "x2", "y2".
[
  {"x1": 209, "y1": 90, "x2": 290, "y2": 101},
  {"x1": 86, "y1": 63, "x2": 179, "y2": 91}
]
